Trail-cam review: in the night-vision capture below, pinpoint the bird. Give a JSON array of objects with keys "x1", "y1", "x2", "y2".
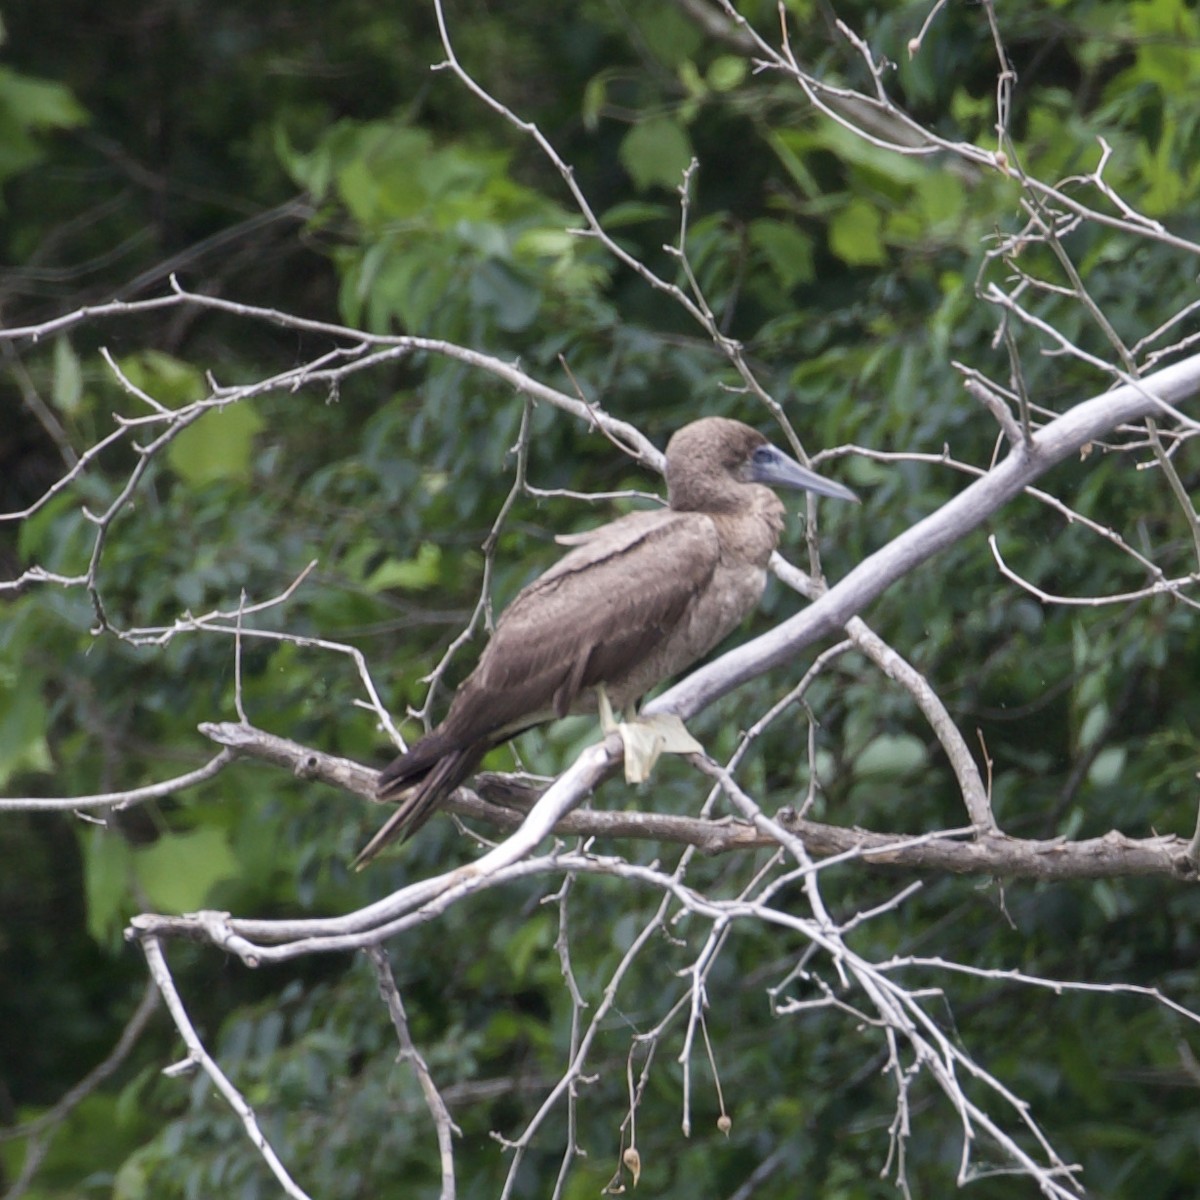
[{"x1": 354, "y1": 416, "x2": 857, "y2": 867}]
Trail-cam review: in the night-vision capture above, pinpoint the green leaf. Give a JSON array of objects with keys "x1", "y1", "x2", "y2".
[
  {"x1": 582, "y1": 73, "x2": 608, "y2": 132},
  {"x1": 749, "y1": 218, "x2": 815, "y2": 289},
  {"x1": 619, "y1": 117, "x2": 693, "y2": 192},
  {"x1": 1078, "y1": 704, "x2": 1109, "y2": 752},
  {"x1": 766, "y1": 130, "x2": 822, "y2": 200},
  {"x1": 118, "y1": 349, "x2": 205, "y2": 407},
  {"x1": 0, "y1": 67, "x2": 87, "y2": 185},
  {"x1": 113, "y1": 1141, "x2": 155, "y2": 1200},
  {"x1": 514, "y1": 227, "x2": 578, "y2": 259},
  {"x1": 628, "y1": 6, "x2": 702, "y2": 67},
  {"x1": 83, "y1": 830, "x2": 133, "y2": 945},
  {"x1": 365, "y1": 543, "x2": 442, "y2": 592},
  {"x1": 854, "y1": 733, "x2": 927, "y2": 778},
  {"x1": 678, "y1": 59, "x2": 706, "y2": 101},
  {"x1": 811, "y1": 121, "x2": 929, "y2": 187},
  {"x1": 915, "y1": 171, "x2": 966, "y2": 226},
  {"x1": 135, "y1": 827, "x2": 238, "y2": 913},
  {"x1": 1088, "y1": 746, "x2": 1126, "y2": 787},
  {"x1": 335, "y1": 124, "x2": 433, "y2": 227},
  {"x1": 1138, "y1": 125, "x2": 1187, "y2": 216},
  {"x1": 0, "y1": 65, "x2": 87, "y2": 130},
  {"x1": 600, "y1": 200, "x2": 670, "y2": 227},
  {"x1": 828, "y1": 198, "x2": 887, "y2": 266},
  {"x1": 707, "y1": 56, "x2": 748, "y2": 92},
  {"x1": 0, "y1": 668, "x2": 51, "y2": 787},
  {"x1": 508, "y1": 915, "x2": 552, "y2": 984},
  {"x1": 52, "y1": 336, "x2": 83, "y2": 415},
  {"x1": 167, "y1": 403, "x2": 265, "y2": 486},
  {"x1": 82, "y1": 817, "x2": 240, "y2": 948}
]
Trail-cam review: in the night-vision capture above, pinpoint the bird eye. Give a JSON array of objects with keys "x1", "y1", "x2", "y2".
[{"x1": 752, "y1": 446, "x2": 774, "y2": 464}]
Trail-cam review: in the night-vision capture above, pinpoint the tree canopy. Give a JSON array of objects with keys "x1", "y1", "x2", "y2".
[{"x1": 3, "y1": 2, "x2": 1200, "y2": 1197}]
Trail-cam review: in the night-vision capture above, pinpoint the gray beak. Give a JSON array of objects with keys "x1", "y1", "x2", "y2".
[{"x1": 748, "y1": 444, "x2": 859, "y2": 503}]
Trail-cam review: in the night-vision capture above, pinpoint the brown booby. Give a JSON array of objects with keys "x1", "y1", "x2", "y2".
[{"x1": 354, "y1": 417, "x2": 856, "y2": 867}]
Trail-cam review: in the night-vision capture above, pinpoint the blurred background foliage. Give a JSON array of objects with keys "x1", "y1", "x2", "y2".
[{"x1": 2, "y1": 0, "x2": 1200, "y2": 1196}]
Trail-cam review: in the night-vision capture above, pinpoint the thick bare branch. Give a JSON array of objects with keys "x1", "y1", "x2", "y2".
[
  {"x1": 653, "y1": 350, "x2": 1200, "y2": 721},
  {"x1": 192, "y1": 722, "x2": 1196, "y2": 883}
]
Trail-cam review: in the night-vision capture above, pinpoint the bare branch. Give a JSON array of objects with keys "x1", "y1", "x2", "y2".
[
  {"x1": 365, "y1": 946, "x2": 459, "y2": 1200},
  {"x1": 189, "y1": 721, "x2": 1197, "y2": 883},
  {"x1": 654, "y1": 349, "x2": 1200, "y2": 721},
  {"x1": 138, "y1": 936, "x2": 315, "y2": 1200},
  {"x1": 989, "y1": 534, "x2": 1199, "y2": 608},
  {"x1": 0, "y1": 750, "x2": 236, "y2": 812}
]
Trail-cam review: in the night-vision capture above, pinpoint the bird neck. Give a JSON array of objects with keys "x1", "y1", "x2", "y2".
[{"x1": 708, "y1": 488, "x2": 785, "y2": 566}]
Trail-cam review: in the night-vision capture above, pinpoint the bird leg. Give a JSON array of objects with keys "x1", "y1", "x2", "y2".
[{"x1": 596, "y1": 685, "x2": 704, "y2": 784}]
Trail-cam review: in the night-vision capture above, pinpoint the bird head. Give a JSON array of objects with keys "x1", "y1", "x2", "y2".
[{"x1": 665, "y1": 417, "x2": 857, "y2": 512}]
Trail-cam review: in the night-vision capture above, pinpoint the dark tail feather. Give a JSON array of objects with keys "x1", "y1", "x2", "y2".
[
  {"x1": 353, "y1": 743, "x2": 483, "y2": 869},
  {"x1": 375, "y1": 729, "x2": 452, "y2": 798}
]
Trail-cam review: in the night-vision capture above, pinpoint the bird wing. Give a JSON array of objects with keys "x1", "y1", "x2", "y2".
[
  {"x1": 438, "y1": 508, "x2": 722, "y2": 744},
  {"x1": 359, "y1": 509, "x2": 721, "y2": 864}
]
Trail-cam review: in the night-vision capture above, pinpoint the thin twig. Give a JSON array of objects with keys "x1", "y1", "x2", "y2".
[
  {"x1": 137, "y1": 936, "x2": 314, "y2": 1200},
  {"x1": 365, "y1": 945, "x2": 459, "y2": 1200},
  {"x1": 0, "y1": 980, "x2": 159, "y2": 1200}
]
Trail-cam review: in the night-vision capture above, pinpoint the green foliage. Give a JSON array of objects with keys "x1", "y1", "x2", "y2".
[
  {"x1": 0, "y1": 64, "x2": 86, "y2": 199},
  {"x1": 85, "y1": 828, "x2": 239, "y2": 945},
  {"x1": 0, "y1": 661, "x2": 51, "y2": 787},
  {"x1": 618, "y1": 115, "x2": 694, "y2": 191},
  {"x1": 280, "y1": 120, "x2": 610, "y2": 338}
]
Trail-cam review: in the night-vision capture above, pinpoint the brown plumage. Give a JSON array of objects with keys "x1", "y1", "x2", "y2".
[{"x1": 355, "y1": 417, "x2": 856, "y2": 866}]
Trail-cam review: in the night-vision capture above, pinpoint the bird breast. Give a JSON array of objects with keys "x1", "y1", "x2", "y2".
[
  {"x1": 598, "y1": 504, "x2": 778, "y2": 711},
  {"x1": 605, "y1": 563, "x2": 764, "y2": 708}
]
